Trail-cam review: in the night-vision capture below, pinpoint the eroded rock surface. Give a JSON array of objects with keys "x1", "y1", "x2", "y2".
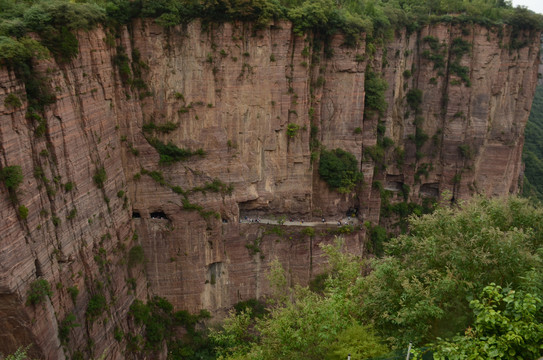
[{"x1": 0, "y1": 20, "x2": 539, "y2": 358}]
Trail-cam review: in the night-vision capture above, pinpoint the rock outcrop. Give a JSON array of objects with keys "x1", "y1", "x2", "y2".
[{"x1": 0, "y1": 19, "x2": 539, "y2": 358}]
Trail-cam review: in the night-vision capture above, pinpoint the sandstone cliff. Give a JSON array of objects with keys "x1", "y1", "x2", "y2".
[{"x1": 0, "y1": 20, "x2": 539, "y2": 358}]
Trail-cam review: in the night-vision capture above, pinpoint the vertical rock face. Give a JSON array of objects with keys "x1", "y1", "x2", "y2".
[{"x1": 0, "y1": 20, "x2": 539, "y2": 358}]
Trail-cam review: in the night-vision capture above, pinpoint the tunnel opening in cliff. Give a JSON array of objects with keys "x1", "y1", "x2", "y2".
[
  {"x1": 150, "y1": 211, "x2": 169, "y2": 220},
  {"x1": 238, "y1": 199, "x2": 270, "y2": 217}
]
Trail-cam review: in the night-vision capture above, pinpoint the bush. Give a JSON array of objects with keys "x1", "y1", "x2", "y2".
[
  {"x1": 18, "y1": 205, "x2": 29, "y2": 220},
  {"x1": 364, "y1": 68, "x2": 388, "y2": 116},
  {"x1": 4, "y1": 93, "x2": 22, "y2": 108},
  {"x1": 234, "y1": 298, "x2": 268, "y2": 318},
  {"x1": 319, "y1": 148, "x2": 363, "y2": 193},
  {"x1": 93, "y1": 167, "x2": 106, "y2": 188},
  {"x1": 58, "y1": 313, "x2": 80, "y2": 344},
  {"x1": 67, "y1": 285, "x2": 78, "y2": 303},
  {"x1": 0, "y1": 165, "x2": 23, "y2": 190},
  {"x1": 286, "y1": 123, "x2": 300, "y2": 138},
  {"x1": 147, "y1": 138, "x2": 205, "y2": 164},
  {"x1": 406, "y1": 88, "x2": 423, "y2": 111},
  {"x1": 63, "y1": 181, "x2": 74, "y2": 191},
  {"x1": 458, "y1": 144, "x2": 473, "y2": 159},
  {"x1": 86, "y1": 293, "x2": 107, "y2": 319},
  {"x1": 27, "y1": 279, "x2": 52, "y2": 305}
]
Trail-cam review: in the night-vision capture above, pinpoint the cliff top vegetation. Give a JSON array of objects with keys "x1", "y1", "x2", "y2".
[{"x1": 1, "y1": 0, "x2": 542, "y2": 67}]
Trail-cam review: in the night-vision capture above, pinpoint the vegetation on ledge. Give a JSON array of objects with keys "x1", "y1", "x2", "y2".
[{"x1": 318, "y1": 148, "x2": 363, "y2": 193}]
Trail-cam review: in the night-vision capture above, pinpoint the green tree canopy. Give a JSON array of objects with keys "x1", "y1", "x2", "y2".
[
  {"x1": 420, "y1": 283, "x2": 543, "y2": 360},
  {"x1": 359, "y1": 196, "x2": 543, "y2": 347},
  {"x1": 318, "y1": 148, "x2": 363, "y2": 193}
]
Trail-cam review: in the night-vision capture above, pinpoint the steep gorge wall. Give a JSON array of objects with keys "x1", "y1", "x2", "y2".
[{"x1": 0, "y1": 19, "x2": 539, "y2": 358}]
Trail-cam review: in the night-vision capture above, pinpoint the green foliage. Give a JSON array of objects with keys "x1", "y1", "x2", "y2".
[
  {"x1": 113, "y1": 47, "x2": 131, "y2": 84},
  {"x1": 18, "y1": 205, "x2": 28, "y2": 220},
  {"x1": 129, "y1": 296, "x2": 212, "y2": 353},
  {"x1": 58, "y1": 313, "x2": 80, "y2": 344},
  {"x1": 128, "y1": 245, "x2": 145, "y2": 268},
  {"x1": 210, "y1": 309, "x2": 256, "y2": 359},
  {"x1": 288, "y1": 0, "x2": 335, "y2": 35},
  {"x1": 0, "y1": 36, "x2": 49, "y2": 68},
  {"x1": 4, "y1": 93, "x2": 22, "y2": 108},
  {"x1": 449, "y1": 62, "x2": 471, "y2": 86},
  {"x1": 66, "y1": 208, "x2": 77, "y2": 220},
  {"x1": 147, "y1": 137, "x2": 205, "y2": 164},
  {"x1": 51, "y1": 215, "x2": 61, "y2": 226},
  {"x1": 423, "y1": 284, "x2": 543, "y2": 360},
  {"x1": 93, "y1": 167, "x2": 107, "y2": 188},
  {"x1": 86, "y1": 293, "x2": 107, "y2": 320},
  {"x1": 364, "y1": 144, "x2": 385, "y2": 164},
  {"x1": 191, "y1": 178, "x2": 233, "y2": 195},
  {"x1": 406, "y1": 88, "x2": 423, "y2": 111},
  {"x1": 450, "y1": 37, "x2": 471, "y2": 58},
  {"x1": 286, "y1": 123, "x2": 300, "y2": 138},
  {"x1": 361, "y1": 196, "x2": 543, "y2": 347},
  {"x1": 458, "y1": 144, "x2": 473, "y2": 159},
  {"x1": 141, "y1": 168, "x2": 166, "y2": 185},
  {"x1": 326, "y1": 323, "x2": 390, "y2": 360},
  {"x1": 367, "y1": 224, "x2": 388, "y2": 256},
  {"x1": 234, "y1": 298, "x2": 268, "y2": 319},
  {"x1": 301, "y1": 227, "x2": 315, "y2": 238},
  {"x1": 142, "y1": 121, "x2": 179, "y2": 134},
  {"x1": 319, "y1": 148, "x2": 363, "y2": 193},
  {"x1": 114, "y1": 326, "x2": 124, "y2": 342},
  {"x1": 64, "y1": 181, "x2": 74, "y2": 192},
  {"x1": 41, "y1": 26, "x2": 79, "y2": 62},
  {"x1": 211, "y1": 239, "x2": 375, "y2": 360},
  {"x1": 0, "y1": 165, "x2": 23, "y2": 190},
  {"x1": 2, "y1": 347, "x2": 30, "y2": 360},
  {"x1": 245, "y1": 237, "x2": 262, "y2": 256},
  {"x1": 67, "y1": 285, "x2": 78, "y2": 303},
  {"x1": 364, "y1": 68, "x2": 388, "y2": 116},
  {"x1": 211, "y1": 197, "x2": 543, "y2": 358},
  {"x1": 27, "y1": 279, "x2": 52, "y2": 305}
]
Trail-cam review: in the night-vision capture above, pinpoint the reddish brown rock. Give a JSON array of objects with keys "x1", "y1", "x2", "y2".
[{"x1": 0, "y1": 20, "x2": 539, "y2": 358}]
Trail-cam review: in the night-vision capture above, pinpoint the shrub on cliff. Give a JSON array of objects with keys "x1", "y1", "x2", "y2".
[
  {"x1": 26, "y1": 279, "x2": 52, "y2": 305},
  {"x1": 146, "y1": 137, "x2": 205, "y2": 164},
  {"x1": 364, "y1": 68, "x2": 388, "y2": 116},
  {"x1": 0, "y1": 165, "x2": 23, "y2": 191},
  {"x1": 318, "y1": 148, "x2": 363, "y2": 193},
  {"x1": 93, "y1": 167, "x2": 107, "y2": 188},
  {"x1": 86, "y1": 293, "x2": 107, "y2": 320}
]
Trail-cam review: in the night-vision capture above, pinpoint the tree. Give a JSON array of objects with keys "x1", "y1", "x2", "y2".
[
  {"x1": 318, "y1": 148, "x2": 363, "y2": 193},
  {"x1": 359, "y1": 196, "x2": 543, "y2": 347},
  {"x1": 422, "y1": 283, "x2": 543, "y2": 360},
  {"x1": 211, "y1": 239, "x2": 389, "y2": 360},
  {"x1": 0, "y1": 165, "x2": 23, "y2": 190},
  {"x1": 2, "y1": 347, "x2": 30, "y2": 360}
]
